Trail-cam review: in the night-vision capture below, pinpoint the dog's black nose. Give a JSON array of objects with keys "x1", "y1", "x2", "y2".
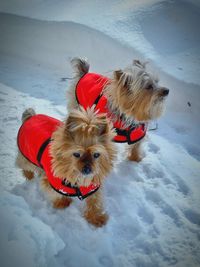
[
  {"x1": 82, "y1": 165, "x2": 92, "y2": 175},
  {"x1": 162, "y1": 88, "x2": 169, "y2": 96}
]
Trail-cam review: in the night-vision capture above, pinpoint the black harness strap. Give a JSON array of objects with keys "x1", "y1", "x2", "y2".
[
  {"x1": 37, "y1": 138, "x2": 52, "y2": 168},
  {"x1": 115, "y1": 124, "x2": 136, "y2": 140},
  {"x1": 114, "y1": 124, "x2": 146, "y2": 145},
  {"x1": 61, "y1": 179, "x2": 100, "y2": 200},
  {"x1": 115, "y1": 128, "x2": 129, "y2": 137},
  {"x1": 93, "y1": 93, "x2": 103, "y2": 106}
]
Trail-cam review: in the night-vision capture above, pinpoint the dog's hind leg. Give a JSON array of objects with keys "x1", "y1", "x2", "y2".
[
  {"x1": 128, "y1": 140, "x2": 144, "y2": 162},
  {"x1": 22, "y1": 170, "x2": 34, "y2": 180},
  {"x1": 16, "y1": 108, "x2": 38, "y2": 179},
  {"x1": 16, "y1": 151, "x2": 38, "y2": 180}
]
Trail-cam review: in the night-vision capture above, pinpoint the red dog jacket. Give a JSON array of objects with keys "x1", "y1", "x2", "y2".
[
  {"x1": 75, "y1": 73, "x2": 147, "y2": 144},
  {"x1": 17, "y1": 114, "x2": 100, "y2": 200}
]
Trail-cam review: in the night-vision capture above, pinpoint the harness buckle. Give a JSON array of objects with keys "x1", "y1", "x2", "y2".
[
  {"x1": 77, "y1": 195, "x2": 83, "y2": 201},
  {"x1": 74, "y1": 185, "x2": 84, "y2": 201}
]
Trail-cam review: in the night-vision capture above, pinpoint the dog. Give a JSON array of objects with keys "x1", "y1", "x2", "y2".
[
  {"x1": 68, "y1": 58, "x2": 169, "y2": 162},
  {"x1": 16, "y1": 107, "x2": 116, "y2": 227}
]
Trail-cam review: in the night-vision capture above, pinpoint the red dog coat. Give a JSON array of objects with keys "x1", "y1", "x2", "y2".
[
  {"x1": 17, "y1": 114, "x2": 100, "y2": 200},
  {"x1": 75, "y1": 73, "x2": 147, "y2": 144}
]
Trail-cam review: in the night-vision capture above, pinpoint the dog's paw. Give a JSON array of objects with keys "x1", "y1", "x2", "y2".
[
  {"x1": 128, "y1": 153, "x2": 143, "y2": 162},
  {"x1": 53, "y1": 197, "x2": 72, "y2": 209},
  {"x1": 84, "y1": 211, "x2": 109, "y2": 227},
  {"x1": 22, "y1": 170, "x2": 34, "y2": 180}
]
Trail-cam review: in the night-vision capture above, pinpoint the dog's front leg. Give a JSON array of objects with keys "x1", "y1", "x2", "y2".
[
  {"x1": 41, "y1": 175, "x2": 72, "y2": 209},
  {"x1": 84, "y1": 189, "x2": 108, "y2": 227},
  {"x1": 128, "y1": 140, "x2": 144, "y2": 162}
]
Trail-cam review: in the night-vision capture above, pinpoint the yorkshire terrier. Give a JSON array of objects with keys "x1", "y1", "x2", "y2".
[
  {"x1": 68, "y1": 58, "x2": 169, "y2": 162},
  {"x1": 16, "y1": 107, "x2": 116, "y2": 227}
]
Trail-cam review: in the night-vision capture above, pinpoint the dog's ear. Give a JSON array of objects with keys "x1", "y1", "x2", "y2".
[
  {"x1": 96, "y1": 114, "x2": 110, "y2": 136},
  {"x1": 114, "y1": 69, "x2": 123, "y2": 81},
  {"x1": 65, "y1": 108, "x2": 87, "y2": 133},
  {"x1": 114, "y1": 70, "x2": 133, "y2": 90},
  {"x1": 133, "y1": 59, "x2": 146, "y2": 69},
  {"x1": 64, "y1": 115, "x2": 78, "y2": 137},
  {"x1": 65, "y1": 110, "x2": 97, "y2": 136},
  {"x1": 98, "y1": 121, "x2": 109, "y2": 136}
]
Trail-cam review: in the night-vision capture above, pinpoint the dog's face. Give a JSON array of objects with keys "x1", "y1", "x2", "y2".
[
  {"x1": 106, "y1": 60, "x2": 169, "y2": 122},
  {"x1": 51, "y1": 108, "x2": 116, "y2": 187}
]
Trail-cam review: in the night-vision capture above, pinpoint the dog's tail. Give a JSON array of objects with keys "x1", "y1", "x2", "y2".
[
  {"x1": 71, "y1": 57, "x2": 90, "y2": 78},
  {"x1": 22, "y1": 108, "x2": 36, "y2": 123}
]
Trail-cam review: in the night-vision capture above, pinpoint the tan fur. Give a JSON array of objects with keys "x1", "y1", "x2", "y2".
[
  {"x1": 16, "y1": 107, "x2": 116, "y2": 227},
  {"x1": 50, "y1": 107, "x2": 116, "y2": 188},
  {"x1": 104, "y1": 64, "x2": 167, "y2": 122},
  {"x1": 16, "y1": 151, "x2": 38, "y2": 173},
  {"x1": 128, "y1": 141, "x2": 144, "y2": 162},
  {"x1": 84, "y1": 189, "x2": 108, "y2": 227},
  {"x1": 68, "y1": 58, "x2": 169, "y2": 162},
  {"x1": 23, "y1": 170, "x2": 34, "y2": 180},
  {"x1": 53, "y1": 197, "x2": 72, "y2": 209}
]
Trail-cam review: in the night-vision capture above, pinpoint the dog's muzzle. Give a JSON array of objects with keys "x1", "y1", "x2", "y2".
[{"x1": 82, "y1": 164, "x2": 92, "y2": 175}]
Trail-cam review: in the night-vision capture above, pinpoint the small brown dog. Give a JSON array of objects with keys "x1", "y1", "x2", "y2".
[
  {"x1": 16, "y1": 107, "x2": 116, "y2": 227},
  {"x1": 68, "y1": 58, "x2": 169, "y2": 162}
]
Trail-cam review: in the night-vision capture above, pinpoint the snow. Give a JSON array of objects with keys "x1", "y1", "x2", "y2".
[
  {"x1": 0, "y1": 1, "x2": 200, "y2": 267},
  {"x1": 0, "y1": 0, "x2": 200, "y2": 85},
  {"x1": 0, "y1": 191, "x2": 65, "y2": 267}
]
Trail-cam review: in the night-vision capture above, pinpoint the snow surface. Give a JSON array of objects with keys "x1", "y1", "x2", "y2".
[
  {"x1": 0, "y1": 0, "x2": 200, "y2": 85},
  {"x1": 0, "y1": 191, "x2": 65, "y2": 267},
  {"x1": 0, "y1": 1, "x2": 200, "y2": 267}
]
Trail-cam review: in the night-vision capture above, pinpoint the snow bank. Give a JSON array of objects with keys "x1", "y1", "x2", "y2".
[
  {"x1": 0, "y1": 12, "x2": 137, "y2": 105},
  {"x1": 0, "y1": 13, "x2": 134, "y2": 72},
  {"x1": 0, "y1": 0, "x2": 200, "y2": 85}
]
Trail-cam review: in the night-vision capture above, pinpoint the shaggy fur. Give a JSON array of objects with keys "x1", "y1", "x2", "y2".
[
  {"x1": 16, "y1": 107, "x2": 116, "y2": 227},
  {"x1": 68, "y1": 58, "x2": 169, "y2": 161}
]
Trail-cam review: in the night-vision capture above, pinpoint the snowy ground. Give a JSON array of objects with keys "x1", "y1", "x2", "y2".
[
  {"x1": 1, "y1": 0, "x2": 200, "y2": 85},
  {"x1": 0, "y1": 1, "x2": 200, "y2": 267}
]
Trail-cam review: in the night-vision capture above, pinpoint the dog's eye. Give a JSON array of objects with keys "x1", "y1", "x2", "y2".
[
  {"x1": 146, "y1": 84, "x2": 153, "y2": 90},
  {"x1": 73, "y1": 152, "x2": 81, "y2": 158},
  {"x1": 93, "y1": 153, "x2": 100, "y2": 159}
]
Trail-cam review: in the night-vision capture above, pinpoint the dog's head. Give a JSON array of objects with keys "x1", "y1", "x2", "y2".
[
  {"x1": 106, "y1": 60, "x2": 169, "y2": 122},
  {"x1": 51, "y1": 107, "x2": 116, "y2": 187}
]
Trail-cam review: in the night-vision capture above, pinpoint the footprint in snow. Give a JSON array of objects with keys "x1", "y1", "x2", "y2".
[
  {"x1": 111, "y1": 216, "x2": 142, "y2": 241},
  {"x1": 183, "y1": 209, "x2": 200, "y2": 226},
  {"x1": 137, "y1": 204, "x2": 154, "y2": 225},
  {"x1": 148, "y1": 143, "x2": 160, "y2": 154},
  {"x1": 173, "y1": 124, "x2": 188, "y2": 134},
  {"x1": 142, "y1": 164, "x2": 165, "y2": 180},
  {"x1": 172, "y1": 173, "x2": 190, "y2": 196},
  {"x1": 144, "y1": 189, "x2": 181, "y2": 226}
]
